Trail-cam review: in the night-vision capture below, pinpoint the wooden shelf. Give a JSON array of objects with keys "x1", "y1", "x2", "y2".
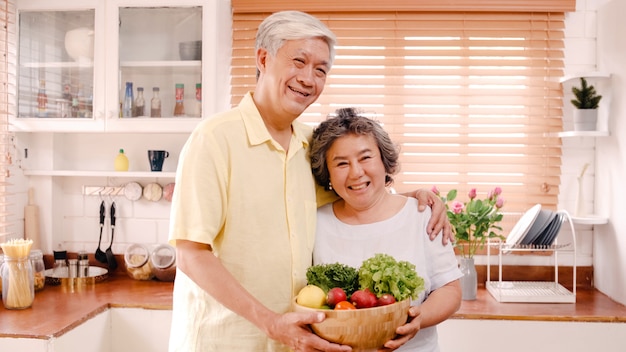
[{"x1": 22, "y1": 170, "x2": 176, "y2": 178}]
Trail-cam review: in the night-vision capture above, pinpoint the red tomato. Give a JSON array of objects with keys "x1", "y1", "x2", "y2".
[
  {"x1": 376, "y1": 293, "x2": 396, "y2": 306},
  {"x1": 334, "y1": 301, "x2": 357, "y2": 310}
]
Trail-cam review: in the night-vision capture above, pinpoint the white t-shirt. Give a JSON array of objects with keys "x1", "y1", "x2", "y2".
[{"x1": 314, "y1": 197, "x2": 463, "y2": 352}]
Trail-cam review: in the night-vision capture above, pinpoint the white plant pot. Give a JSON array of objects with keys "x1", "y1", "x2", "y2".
[{"x1": 573, "y1": 109, "x2": 598, "y2": 131}]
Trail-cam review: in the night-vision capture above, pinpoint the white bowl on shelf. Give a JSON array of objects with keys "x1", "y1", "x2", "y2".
[{"x1": 65, "y1": 27, "x2": 94, "y2": 62}]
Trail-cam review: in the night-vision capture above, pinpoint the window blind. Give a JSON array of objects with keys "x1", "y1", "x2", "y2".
[
  {"x1": 0, "y1": 0, "x2": 16, "y2": 243},
  {"x1": 234, "y1": 11, "x2": 565, "y2": 235}
]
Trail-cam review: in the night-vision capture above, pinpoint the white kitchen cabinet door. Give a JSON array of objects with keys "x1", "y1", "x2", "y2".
[
  {"x1": 110, "y1": 308, "x2": 172, "y2": 352},
  {"x1": 438, "y1": 318, "x2": 626, "y2": 352},
  {"x1": 13, "y1": 0, "x2": 106, "y2": 132},
  {"x1": 53, "y1": 310, "x2": 111, "y2": 352},
  {"x1": 12, "y1": 0, "x2": 220, "y2": 133}
]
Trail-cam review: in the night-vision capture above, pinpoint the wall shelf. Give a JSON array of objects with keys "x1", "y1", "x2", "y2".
[
  {"x1": 555, "y1": 130, "x2": 610, "y2": 138},
  {"x1": 560, "y1": 71, "x2": 611, "y2": 83},
  {"x1": 22, "y1": 170, "x2": 176, "y2": 178},
  {"x1": 570, "y1": 215, "x2": 608, "y2": 225}
]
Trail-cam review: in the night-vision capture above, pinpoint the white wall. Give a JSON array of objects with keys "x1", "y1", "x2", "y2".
[
  {"x1": 593, "y1": 0, "x2": 626, "y2": 305},
  {"x1": 560, "y1": 0, "x2": 626, "y2": 305}
]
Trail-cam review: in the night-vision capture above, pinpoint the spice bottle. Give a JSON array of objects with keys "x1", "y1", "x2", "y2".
[
  {"x1": 193, "y1": 83, "x2": 202, "y2": 117},
  {"x1": 133, "y1": 87, "x2": 145, "y2": 117},
  {"x1": 37, "y1": 80, "x2": 48, "y2": 118},
  {"x1": 173, "y1": 83, "x2": 185, "y2": 116},
  {"x1": 123, "y1": 82, "x2": 134, "y2": 118},
  {"x1": 150, "y1": 244, "x2": 176, "y2": 282},
  {"x1": 150, "y1": 87, "x2": 161, "y2": 117},
  {"x1": 59, "y1": 84, "x2": 72, "y2": 118},
  {"x1": 114, "y1": 148, "x2": 129, "y2": 171},
  {"x1": 29, "y1": 249, "x2": 45, "y2": 292},
  {"x1": 52, "y1": 249, "x2": 68, "y2": 278},
  {"x1": 77, "y1": 251, "x2": 90, "y2": 277},
  {"x1": 124, "y1": 244, "x2": 154, "y2": 281}
]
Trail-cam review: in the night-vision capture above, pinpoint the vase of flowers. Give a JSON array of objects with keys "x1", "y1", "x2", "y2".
[{"x1": 433, "y1": 186, "x2": 505, "y2": 300}]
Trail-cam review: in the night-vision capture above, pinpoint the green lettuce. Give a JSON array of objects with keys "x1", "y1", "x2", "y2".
[
  {"x1": 358, "y1": 253, "x2": 424, "y2": 301},
  {"x1": 306, "y1": 262, "x2": 359, "y2": 294}
]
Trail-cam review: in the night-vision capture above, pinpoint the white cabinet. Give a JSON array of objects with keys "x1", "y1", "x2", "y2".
[
  {"x1": 438, "y1": 319, "x2": 626, "y2": 352},
  {"x1": 12, "y1": 0, "x2": 220, "y2": 134}
]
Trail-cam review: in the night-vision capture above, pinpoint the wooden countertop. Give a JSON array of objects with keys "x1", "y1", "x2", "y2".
[{"x1": 1, "y1": 274, "x2": 625, "y2": 339}]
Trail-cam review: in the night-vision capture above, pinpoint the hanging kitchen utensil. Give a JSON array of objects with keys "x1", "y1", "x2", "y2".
[
  {"x1": 95, "y1": 200, "x2": 108, "y2": 263},
  {"x1": 105, "y1": 201, "x2": 118, "y2": 271}
]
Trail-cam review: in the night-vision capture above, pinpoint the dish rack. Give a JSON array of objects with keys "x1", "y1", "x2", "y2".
[{"x1": 486, "y1": 210, "x2": 577, "y2": 303}]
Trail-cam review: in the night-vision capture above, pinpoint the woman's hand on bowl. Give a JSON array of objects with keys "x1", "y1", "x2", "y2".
[{"x1": 380, "y1": 305, "x2": 422, "y2": 351}]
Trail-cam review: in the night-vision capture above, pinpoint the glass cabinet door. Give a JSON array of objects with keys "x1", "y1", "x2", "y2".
[
  {"x1": 17, "y1": 10, "x2": 95, "y2": 120},
  {"x1": 109, "y1": 6, "x2": 202, "y2": 131}
]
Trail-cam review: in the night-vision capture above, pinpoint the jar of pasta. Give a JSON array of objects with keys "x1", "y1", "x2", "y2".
[
  {"x1": 124, "y1": 244, "x2": 154, "y2": 281},
  {"x1": 29, "y1": 249, "x2": 45, "y2": 291},
  {"x1": 150, "y1": 244, "x2": 176, "y2": 282},
  {"x1": 1, "y1": 255, "x2": 34, "y2": 309}
]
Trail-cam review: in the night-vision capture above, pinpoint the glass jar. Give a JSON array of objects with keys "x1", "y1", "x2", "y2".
[
  {"x1": 150, "y1": 244, "x2": 176, "y2": 282},
  {"x1": 124, "y1": 244, "x2": 154, "y2": 280},
  {"x1": 133, "y1": 86, "x2": 145, "y2": 117},
  {"x1": 1, "y1": 255, "x2": 35, "y2": 309},
  {"x1": 29, "y1": 249, "x2": 45, "y2": 292}
]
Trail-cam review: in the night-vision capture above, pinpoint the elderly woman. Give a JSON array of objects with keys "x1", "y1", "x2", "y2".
[{"x1": 309, "y1": 108, "x2": 462, "y2": 351}]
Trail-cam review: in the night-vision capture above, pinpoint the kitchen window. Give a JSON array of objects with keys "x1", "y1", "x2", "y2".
[
  {"x1": 0, "y1": 0, "x2": 16, "y2": 243},
  {"x1": 231, "y1": 1, "x2": 574, "y2": 234}
]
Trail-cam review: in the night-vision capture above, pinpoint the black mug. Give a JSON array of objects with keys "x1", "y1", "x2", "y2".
[{"x1": 148, "y1": 150, "x2": 169, "y2": 171}]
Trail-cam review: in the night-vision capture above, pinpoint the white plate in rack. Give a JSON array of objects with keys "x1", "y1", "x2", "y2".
[{"x1": 506, "y1": 204, "x2": 542, "y2": 247}]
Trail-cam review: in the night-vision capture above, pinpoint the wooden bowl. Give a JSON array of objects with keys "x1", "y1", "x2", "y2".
[{"x1": 292, "y1": 297, "x2": 410, "y2": 351}]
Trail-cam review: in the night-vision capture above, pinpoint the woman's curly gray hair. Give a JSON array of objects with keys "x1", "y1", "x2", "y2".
[{"x1": 309, "y1": 107, "x2": 400, "y2": 191}]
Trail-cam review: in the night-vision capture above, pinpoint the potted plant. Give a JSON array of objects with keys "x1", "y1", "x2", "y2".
[
  {"x1": 433, "y1": 186, "x2": 505, "y2": 300},
  {"x1": 570, "y1": 77, "x2": 602, "y2": 131}
]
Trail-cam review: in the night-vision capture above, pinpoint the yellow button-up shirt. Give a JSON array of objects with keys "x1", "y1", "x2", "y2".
[{"x1": 168, "y1": 93, "x2": 318, "y2": 351}]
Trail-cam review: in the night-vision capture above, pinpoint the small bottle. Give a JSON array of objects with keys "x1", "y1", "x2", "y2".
[
  {"x1": 77, "y1": 85, "x2": 86, "y2": 118},
  {"x1": 71, "y1": 91, "x2": 79, "y2": 118},
  {"x1": 67, "y1": 259, "x2": 78, "y2": 278},
  {"x1": 150, "y1": 87, "x2": 161, "y2": 117},
  {"x1": 77, "y1": 251, "x2": 90, "y2": 278},
  {"x1": 37, "y1": 80, "x2": 48, "y2": 118},
  {"x1": 194, "y1": 83, "x2": 202, "y2": 117},
  {"x1": 114, "y1": 148, "x2": 129, "y2": 171},
  {"x1": 123, "y1": 82, "x2": 134, "y2": 118},
  {"x1": 29, "y1": 249, "x2": 45, "y2": 292},
  {"x1": 52, "y1": 249, "x2": 68, "y2": 278},
  {"x1": 173, "y1": 83, "x2": 185, "y2": 117},
  {"x1": 133, "y1": 87, "x2": 145, "y2": 117},
  {"x1": 59, "y1": 84, "x2": 72, "y2": 118}
]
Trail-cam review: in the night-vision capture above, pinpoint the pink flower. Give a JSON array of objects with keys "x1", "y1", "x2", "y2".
[
  {"x1": 495, "y1": 197, "x2": 504, "y2": 209},
  {"x1": 493, "y1": 187, "x2": 502, "y2": 196},
  {"x1": 431, "y1": 185, "x2": 440, "y2": 196},
  {"x1": 468, "y1": 188, "x2": 477, "y2": 200},
  {"x1": 451, "y1": 200, "x2": 464, "y2": 214}
]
